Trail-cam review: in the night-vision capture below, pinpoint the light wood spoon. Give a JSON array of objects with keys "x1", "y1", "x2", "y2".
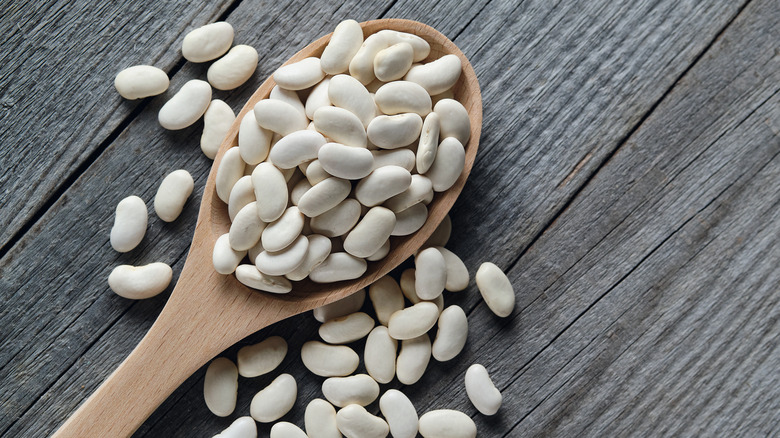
[{"x1": 54, "y1": 18, "x2": 481, "y2": 437}]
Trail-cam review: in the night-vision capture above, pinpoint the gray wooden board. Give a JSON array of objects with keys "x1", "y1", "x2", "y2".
[{"x1": 1, "y1": 0, "x2": 776, "y2": 436}]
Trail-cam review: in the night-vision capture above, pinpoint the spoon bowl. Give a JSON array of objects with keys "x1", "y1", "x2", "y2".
[{"x1": 54, "y1": 18, "x2": 481, "y2": 437}]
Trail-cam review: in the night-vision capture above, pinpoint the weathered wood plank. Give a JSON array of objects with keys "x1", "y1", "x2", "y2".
[{"x1": 0, "y1": 0, "x2": 236, "y2": 251}]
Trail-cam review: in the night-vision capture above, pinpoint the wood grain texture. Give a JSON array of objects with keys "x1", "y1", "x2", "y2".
[{"x1": 1, "y1": 0, "x2": 775, "y2": 436}]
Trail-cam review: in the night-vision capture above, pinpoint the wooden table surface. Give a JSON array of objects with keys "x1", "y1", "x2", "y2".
[{"x1": 1, "y1": 0, "x2": 778, "y2": 436}]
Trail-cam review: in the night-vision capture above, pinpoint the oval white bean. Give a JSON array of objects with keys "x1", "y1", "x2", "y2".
[
  {"x1": 349, "y1": 32, "x2": 390, "y2": 85},
  {"x1": 301, "y1": 341, "x2": 359, "y2": 377},
  {"x1": 374, "y1": 42, "x2": 414, "y2": 82},
  {"x1": 322, "y1": 374, "x2": 379, "y2": 407},
  {"x1": 254, "y1": 99, "x2": 308, "y2": 136},
  {"x1": 182, "y1": 22, "x2": 233, "y2": 62},
  {"x1": 207, "y1": 45, "x2": 258, "y2": 90},
  {"x1": 431, "y1": 305, "x2": 468, "y2": 362},
  {"x1": 213, "y1": 233, "x2": 246, "y2": 275},
  {"x1": 270, "y1": 422, "x2": 307, "y2": 438},
  {"x1": 114, "y1": 65, "x2": 169, "y2": 100},
  {"x1": 309, "y1": 252, "x2": 367, "y2": 283},
  {"x1": 374, "y1": 81, "x2": 431, "y2": 116},
  {"x1": 404, "y1": 54, "x2": 462, "y2": 95},
  {"x1": 274, "y1": 57, "x2": 325, "y2": 90},
  {"x1": 249, "y1": 373, "x2": 297, "y2": 423},
  {"x1": 215, "y1": 146, "x2": 245, "y2": 203},
  {"x1": 305, "y1": 159, "x2": 331, "y2": 186},
  {"x1": 201, "y1": 99, "x2": 235, "y2": 159},
  {"x1": 214, "y1": 416, "x2": 257, "y2": 438},
  {"x1": 269, "y1": 130, "x2": 326, "y2": 169},
  {"x1": 229, "y1": 202, "x2": 265, "y2": 251},
  {"x1": 158, "y1": 79, "x2": 211, "y2": 130},
  {"x1": 475, "y1": 262, "x2": 515, "y2": 317},
  {"x1": 392, "y1": 202, "x2": 428, "y2": 236},
  {"x1": 371, "y1": 148, "x2": 416, "y2": 171},
  {"x1": 204, "y1": 357, "x2": 237, "y2": 417},
  {"x1": 355, "y1": 165, "x2": 412, "y2": 207},
  {"x1": 238, "y1": 111, "x2": 272, "y2": 165},
  {"x1": 298, "y1": 177, "x2": 351, "y2": 217},
  {"x1": 310, "y1": 198, "x2": 361, "y2": 237},
  {"x1": 377, "y1": 29, "x2": 430, "y2": 62},
  {"x1": 367, "y1": 113, "x2": 423, "y2": 149},
  {"x1": 313, "y1": 289, "x2": 365, "y2": 322},
  {"x1": 416, "y1": 112, "x2": 440, "y2": 173},
  {"x1": 364, "y1": 326, "x2": 397, "y2": 384},
  {"x1": 321, "y1": 19, "x2": 363, "y2": 74},
  {"x1": 396, "y1": 334, "x2": 431, "y2": 385},
  {"x1": 399, "y1": 268, "x2": 444, "y2": 312},
  {"x1": 418, "y1": 409, "x2": 476, "y2": 438},
  {"x1": 318, "y1": 142, "x2": 374, "y2": 180},
  {"x1": 110, "y1": 195, "x2": 147, "y2": 252},
  {"x1": 465, "y1": 363, "x2": 502, "y2": 415},
  {"x1": 415, "y1": 247, "x2": 447, "y2": 300},
  {"x1": 252, "y1": 162, "x2": 288, "y2": 222},
  {"x1": 343, "y1": 206, "x2": 396, "y2": 258},
  {"x1": 261, "y1": 206, "x2": 304, "y2": 252},
  {"x1": 385, "y1": 174, "x2": 433, "y2": 212},
  {"x1": 433, "y1": 98, "x2": 471, "y2": 145},
  {"x1": 336, "y1": 404, "x2": 389, "y2": 438},
  {"x1": 379, "y1": 389, "x2": 418, "y2": 438},
  {"x1": 425, "y1": 137, "x2": 464, "y2": 192},
  {"x1": 328, "y1": 74, "x2": 374, "y2": 127},
  {"x1": 305, "y1": 398, "x2": 341, "y2": 438},
  {"x1": 319, "y1": 312, "x2": 374, "y2": 344},
  {"x1": 388, "y1": 302, "x2": 440, "y2": 340},
  {"x1": 154, "y1": 169, "x2": 193, "y2": 222},
  {"x1": 108, "y1": 263, "x2": 172, "y2": 299},
  {"x1": 256, "y1": 234, "x2": 308, "y2": 275},
  {"x1": 313, "y1": 106, "x2": 367, "y2": 148},
  {"x1": 237, "y1": 336, "x2": 287, "y2": 378},
  {"x1": 436, "y1": 247, "x2": 469, "y2": 291},
  {"x1": 227, "y1": 175, "x2": 254, "y2": 221},
  {"x1": 368, "y1": 276, "x2": 405, "y2": 326},
  {"x1": 286, "y1": 234, "x2": 332, "y2": 281},
  {"x1": 234, "y1": 264, "x2": 292, "y2": 293},
  {"x1": 305, "y1": 77, "x2": 332, "y2": 120}
]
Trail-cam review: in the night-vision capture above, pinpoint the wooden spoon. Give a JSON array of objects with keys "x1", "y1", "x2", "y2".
[{"x1": 54, "y1": 18, "x2": 481, "y2": 437}]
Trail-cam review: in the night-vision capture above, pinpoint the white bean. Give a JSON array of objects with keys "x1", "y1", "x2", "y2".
[
  {"x1": 213, "y1": 234, "x2": 246, "y2": 275},
  {"x1": 319, "y1": 311, "x2": 374, "y2": 344},
  {"x1": 254, "y1": 99, "x2": 308, "y2": 136},
  {"x1": 305, "y1": 398, "x2": 341, "y2": 438},
  {"x1": 108, "y1": 263, "x2": 172, "y2": 299},
  {"x1": 305, "y1": 77, "x2": 332, "y2": 120},
  {"x1": 465, "y1": 363, "x2": 502, "y2": 415},
  {"x1": 274, "y1": 57, "x2": 325, "y2": 90},
  {"x1": 385, "y1": 174, "x2": 433, "y2": 213},
  {"x1": 252, "y1": 163, "x2": 288, "y2": 222},
  {"x1": 249, "y1": 373, "x2": 297, "y2": 423},
  {"x1": 368, "y1": 276, "x2": 404, "y2": 326},
  {"x1": 416, "y1": 112, "x2": 440, "y2": 173},
  {"x1": 349, "y1": 32, "x2": 390, "y2": 85},
  {"x1": 114, "y1": 65, "x2": 169, "y2": 100},
  {"x1": 431, "y1": 305, "x2": 468, "y2": 362},
  {"x1": 374, "y1": 42, "x2": 414, "y2": 82},
  {"x1": 404, "y1": 54, "x2": 462, "y2": 95},
  {"x1": 388, "y1": 302, "x2": 440, "y2": 340},
  {"x1": 201, "y1": 100, "x2": 236, "y2": 159},
  {"x1": 234, "y1": 264, "x2": 292, "y2": 293},
  {"x1": 309, "y1": 252, "x2": 367, "y2": 283},
  {"x1": 433, "y1": 98, "x2": 471, "y2": 145},
  {"x1": 343, "y1": 206, "x2": 396, "y2": 258},
  {"x1": 304, "y1": 159, "x2": 331, "y2": 186},
  {"x1": 336, "y1": 404, "x2": 389, "y2": 438},
  {"x1": 367, "y1": 113, "x2": 423, "y2": 149},
  {"x1": 328, "y1": 74, "x2": 374, "y2": 127},
  {"x1": 182, "y1": 22, "x2": 233, "y2": 63},
  {"x1": 475, "y1": 262, "x2": 515, "y2": 317},
  {"x1": 229, "y1": 202, "x2": 265, "y2": 251},
  {"x1": 110, "y1": 195, "x2": 147, "y2": 252},
  {"x1": 237, "y1": 336, "x2": 287, "y2": 378},
  {"x1": 207, "y1": 45, "x2": 258, "y2": 90},
  {"x1": 213, "y1": 416, "x2": 256, "y2": 438},
  {"x1": 374, "y1": 81, "x2": 431, "y2": 116},
  {"x1": 204, "y1": 357, "x2": 237, "y2": 417},
  {"x1": 309, "y1": 198, "x2": 361, "y2": 237},
  {"x1": 227, "y1": 175, "x2": 254, "y2": 221},
  {"x1": 392, "y1": 202, "x2": 428, "y2": 236},
  {"x1": 256, "y1": 235, "x2": 309, "y2": 276},
  {"x1": 270, "y1": 422, "x2": 307, "y2": 438},
  {"x1": 425, "y1": 137, "x2": 465, "y2": 192},
  {"x1": 415, "y1": 247, "x2": 447, "y2": 300},
  {"x1": 269, "y1": 130, "x2": 326, "y2": 169},
  {"x1": 322, "y1": 374, "x2": 379, "y2": 408},
  {"x1": 154, "y1": 169, "x2": 193, "y2": 222},
  {"x1": 318, "y1": 142, "x2": 374, "y2": 180},
  {"x1": 286, "y1": 234, "x2": 332, "y2": 281},
  {"x1": 377, "y1": 30, "x2": 430, "y2": 62},
  {"x1": 247, "y1": 239, "x2": 264, "y2": 264},
  {"x1": 238, "y1": 111, "x2": 272, "y2": 165},
  {"x1": 379, "y1": 389, "x2": 418, "y2": 438},
  {"x1": 301, "y1": 341, "x2": 359, "y2": 377},
  {"x1": 436, "y1": 247, "x2": 469, "y2": 291},
  {"x1": 269, "y1": 85, "x2": 306, "y2": 117},
  {"x1": 158, "y1": 79, "x2": 211, "y2": 130},
  {"x1": 399, "y1": 268, "x2": 444, "y2": 312},
  {"x1": 364, "y1": 326, "x2": 397, "y2": 384},
  {"x1": 418, "y1": 410, "x2": 476, "y2": 438},
  {"x1": 396, "y1": 334, "x2": 431, "y2": 385},
  {"x1": 313, "y1": 106, "x2": 367, "y2": 148},
  {"x1": 298, "y1": 177, "x2": 351, "y2": 217},
  {"x1": 261, "y1": 206, "x2": 304, "y2": 252},
  {"x1": 313, "y1": 289, "x2": 365, "y2": 322},
  {"x1": 321, "y1": 19, "x2": 364, "y2": 74},
  {"x1": 371, "y1": 148, "x2": 416, "y2": 171},
  {"x1": 215, "y1": 146, "x2": 245, "y2": 203},
  {"x1": 355, "y1": 165, "x2": 412, "y2": 207},
  {"x1": 290, "y1": 178, "x2": 312, "y2": 206}
]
